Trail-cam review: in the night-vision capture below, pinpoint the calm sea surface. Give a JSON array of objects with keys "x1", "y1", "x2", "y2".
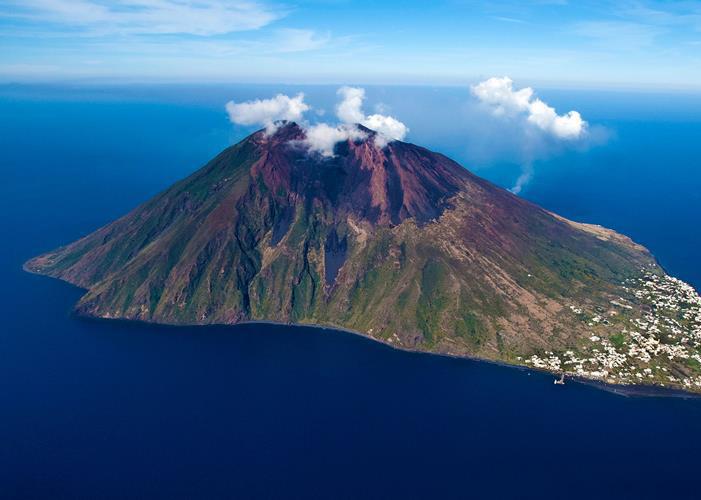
[{"x1": 1, "y1": 84, "x2": 701, "y2": 499}]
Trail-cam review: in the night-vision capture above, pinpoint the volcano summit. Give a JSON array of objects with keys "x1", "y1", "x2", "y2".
[{"x1": 26, "y1": 123, "x2": 701, "y2": 392}]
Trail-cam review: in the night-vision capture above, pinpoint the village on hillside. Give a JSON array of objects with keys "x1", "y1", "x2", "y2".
[{"x1": 521, "y1": 269, "x2": 701, "y2": 391}]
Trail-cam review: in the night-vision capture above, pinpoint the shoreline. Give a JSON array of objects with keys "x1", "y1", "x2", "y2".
[
  {"x1": 74, "y1": 306, "x2": 701, "y2": 400},
  {"x1": 23, "y1": 263, "x2": 701, "y2": 400},
  {"x1": 237, "y1": 320, "x2": 701, "y2": 399}
]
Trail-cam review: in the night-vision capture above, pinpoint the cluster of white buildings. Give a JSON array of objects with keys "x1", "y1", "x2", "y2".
[{"x1": 524, "y1": 270, "x2": 701, "y2": 390}]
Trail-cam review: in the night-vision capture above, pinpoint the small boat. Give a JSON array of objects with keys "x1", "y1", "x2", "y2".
[{"x1": 554, "y1": 374, "x2": 566, "y2": 385}]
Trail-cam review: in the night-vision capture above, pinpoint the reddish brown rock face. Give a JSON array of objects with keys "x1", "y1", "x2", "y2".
[{"x1": 247, "y1": 123, "x2": 468, "y2": 226}]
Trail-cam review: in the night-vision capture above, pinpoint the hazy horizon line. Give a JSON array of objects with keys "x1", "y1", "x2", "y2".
[{"x1": 3, "y1": 76, "x2": 701, "y2": 95}]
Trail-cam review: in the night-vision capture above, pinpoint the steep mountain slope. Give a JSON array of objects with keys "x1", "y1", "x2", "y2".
[{"x1": 26, "y1": 123, "x2": 701, "y2": 391}]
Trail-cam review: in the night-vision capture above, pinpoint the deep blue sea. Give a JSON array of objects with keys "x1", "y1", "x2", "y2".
[{"x1": 1, "y1": 84, "x2": 701, "y2": 499}]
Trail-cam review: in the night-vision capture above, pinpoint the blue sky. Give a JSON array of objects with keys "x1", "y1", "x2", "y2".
[{"x1": 1, "y1": 0, "x2": 700, "y2": 89}]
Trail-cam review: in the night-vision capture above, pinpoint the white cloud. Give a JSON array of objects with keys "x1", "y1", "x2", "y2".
[
  {"x1": 470, "y1": 76, "x2": 593, "y2": 194},
  {"x1": 471, "y1": 76, "x2": 586, "y2": 140},
  {"x1": 362, "y1": 114, "x2": 409, "y2": 147},
  {"x1": 304, "y1": 123, "x2": 367, "y2": 157},
  {"x1": 336, "y1": 86, "x2": 408, "y2": 145},
  {"x1": 527, "y1": 99, "x2": 585, "y2": 140},
  {"x1": 223, "y1": 86, "x2": 408, "y2": 157},
  {"x1": 336, "y1": 86, "x2": 366, "y2": 123},
  {"x1": 471, "y1": 77, "x2": 533, "y2": 115},
  {"x1": 5, "y1": 0, "x2": 282, "y2": 36},
  {"x1": 225, "y1": 93, "x2": 310, "y2": 134}
]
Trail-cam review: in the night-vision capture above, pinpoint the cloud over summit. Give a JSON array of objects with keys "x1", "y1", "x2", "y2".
[
  {"x1": 225, "y1": 87, "x2": 410, "y2": 156},
  {"x1": 336, "y1": 86, "x2": 409, "y2": 146},
  {"x1": 226, "y1": 93, "x2": 310, "y2": 134},
  {"x1": 304, "y1": 123, "x2": 367, "y2": 157},
  {"x1": 303, "y1": 87, "x2": 409, "y2": 154}
]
